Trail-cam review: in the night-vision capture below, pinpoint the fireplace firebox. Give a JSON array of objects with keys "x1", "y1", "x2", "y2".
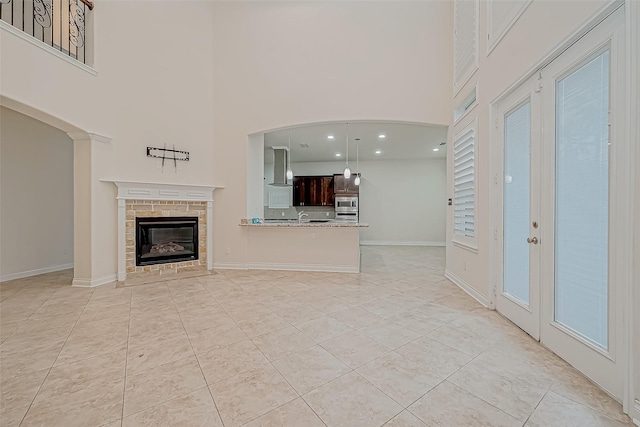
[{"x1": 135, "y1": 217, "x2": 198, "y2": 266}]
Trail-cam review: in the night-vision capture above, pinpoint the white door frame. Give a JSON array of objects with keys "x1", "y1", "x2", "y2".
[{"x1": 625, "y1": 0, "x2": 640, "y2": 422}]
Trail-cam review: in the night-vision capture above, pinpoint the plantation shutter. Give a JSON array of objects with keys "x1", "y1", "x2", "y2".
[{"x1": 453, "y1": 126, "x2": 476, "y2": 239}]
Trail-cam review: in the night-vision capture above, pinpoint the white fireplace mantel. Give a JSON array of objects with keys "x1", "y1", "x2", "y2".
[
  {"x1": 103, "y1": 179, "x2": 223, "y2": 202},
  {"x1": 102, "y1": 180, "x2": 224, "y2": 281}
]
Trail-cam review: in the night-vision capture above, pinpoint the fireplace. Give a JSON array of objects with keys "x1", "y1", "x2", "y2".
[
  {"x1": 136, "y1": 216, "x2": 199, "y2": 266},
  {"x1": 109, "y1": 180, "x2": 219, "y2": 281}
]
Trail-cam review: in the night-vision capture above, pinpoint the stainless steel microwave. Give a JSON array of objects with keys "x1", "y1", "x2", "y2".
[{"x1": 335, "y1": 196, "x2": 358, "y2": 210}]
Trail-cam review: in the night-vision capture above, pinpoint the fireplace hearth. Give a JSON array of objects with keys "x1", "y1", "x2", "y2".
[{"x1": 136, "y1": 216, "x2": 198, "y2": 266}]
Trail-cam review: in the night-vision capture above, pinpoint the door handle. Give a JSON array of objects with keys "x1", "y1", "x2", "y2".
[{"x1": 527, "y1": 237, "x2": 539, "y2": 244}]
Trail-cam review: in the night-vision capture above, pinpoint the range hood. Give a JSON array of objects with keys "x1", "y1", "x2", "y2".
[{"x1": 269, "y1": 147, "x2": 291, "y2": 187}]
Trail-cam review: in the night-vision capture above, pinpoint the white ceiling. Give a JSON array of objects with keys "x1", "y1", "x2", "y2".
[{"x1": 263, "y1": 121, "x2": 448, "y2": 163}]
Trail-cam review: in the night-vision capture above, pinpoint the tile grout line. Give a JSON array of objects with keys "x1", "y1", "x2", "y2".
[
  {"x1": 16, "y1": 286, "x2": 96, "y2": 427},
  {"x1": 406, "y1": 345, "x2": 529, "y2": 424},
  {"x1": 522, "y1": 389, "x2": 549, "y2": 426},
  {"x1": 0, "y1": 280, "x2": 72, "y2": 344},
  {"x1": 119, "y1": 288, "x2": 134, "y2": 426},
  {"x1": 544, "y1": 389, "x2": 631, "y2": 425},
  {"x1": 3, "y1": 249, "x2": 631, "y2": 426},
  {"x1": 204, "y1": 274, "x2": 315, "y2": 425},
  {"x1": 169, "y1": 281, "x2": 229, "y2": 427},
  {"x1": 203, "y1": 274, "x2": 332, "y2": 426}
]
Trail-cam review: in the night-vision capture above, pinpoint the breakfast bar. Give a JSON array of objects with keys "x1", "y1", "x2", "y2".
[{"x1": 240, "y1": 220, "x2": 368, "y2": 273}]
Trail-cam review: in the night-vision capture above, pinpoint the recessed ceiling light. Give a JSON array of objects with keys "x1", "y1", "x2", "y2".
[
  {"x1": 328, "y1": 135, "x2": 334, "y2": 140},
  {"x1": 375, "y1": 150, "x2": 382, "y2": 154},
  {"x1": 335, "y1": 153, "x2": 342, "y2": 157},
  {"x1": 433, "y1": 148, "x2": 439, "y2": 152},
  {"x1": 378, "y1": 134, "x2": 386, "y2": 139}
]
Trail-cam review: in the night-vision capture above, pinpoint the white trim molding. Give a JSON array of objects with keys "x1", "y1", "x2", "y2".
[
  {"x1": 360, "y1": 241, "x2": 445, "y2": 247},
  {"x1": 67, "y1": 132, "x2": 112, "y2": 143},
  {"x1": 453, "y1": 0, "x2": 479, "y2": 96},
  {"x1": 212, "y1": 262, "x2": 250, "y2": 270},
  {"x1": 213, "y1": 262, "x2": 360, "y2": 274},
  {"x1": 250, "y1": 263, "x2": 359, "y2": 274},
  {"x1": 0, "y1": 263, "x2": 74, "y2": 282},
  {"x1": 72, "y1": 273, "x2": 117, "y2": 288},
  {"x1": 445, "y1": 268, "x2": 490, "y2": 308},
  {"x1": 104, "y1": 180, "x2": 224, "y2": 282},
  {"x1": 627, "y1": 0, "x2": 640, "y2": 419},
  {"x1": 103, "y1": 180, "x2": 222, "y2": 202},
  {"x1": 486, "y1": 0, "x2": 533, "y2": 55}
]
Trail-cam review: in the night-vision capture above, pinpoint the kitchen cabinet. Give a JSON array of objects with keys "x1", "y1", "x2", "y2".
[
  {"x1": 333, "y1": 174, "x2": 359, "y2": 195},
  {"x1": 293, "y1": 177, "x2": 307, "y2": 206},
  {"x1": 319, "y1": 177, "x2": 334, "y2": 206},
  {"x1": 293, "y1": 176, "x2": 334, "y2": 206}
]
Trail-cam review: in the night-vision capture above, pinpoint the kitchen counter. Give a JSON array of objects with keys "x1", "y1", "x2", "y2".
[
  {"x1": 240, "y1": 219, "x2": 364, "y2": 273},
  {"x1": 240, "y1": 219, "x2": 368, "y2": 228}
]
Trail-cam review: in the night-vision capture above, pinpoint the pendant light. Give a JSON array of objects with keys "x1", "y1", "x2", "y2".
[
  {"x1": 286, "y1": 129, "x2": 294, "y2": 180},
  {"x1": 343, "y1": 123, "x2": 351, "y2": 179},
  {"x1": 354, "y1": 138, "x2": 361, "y2": 186}
]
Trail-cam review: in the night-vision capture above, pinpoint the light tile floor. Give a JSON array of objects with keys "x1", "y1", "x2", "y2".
[{"x1": 0, "y1": 246, "x2": 633, "y2": 426}]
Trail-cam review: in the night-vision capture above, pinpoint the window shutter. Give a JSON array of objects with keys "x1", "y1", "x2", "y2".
[
  {"x1": 454, "y1": 0, "x2": 478, "y2": 92},
  {"x1": 453, "y1": 123, "x2": 476, "y2": 240}
]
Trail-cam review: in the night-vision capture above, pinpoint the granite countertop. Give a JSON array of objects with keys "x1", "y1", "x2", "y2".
[{"x1": 240, "y1": 219, "x2": 368, "y2": 228}]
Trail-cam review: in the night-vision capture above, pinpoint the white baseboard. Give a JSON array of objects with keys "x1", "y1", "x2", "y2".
[
  {"x1": 444, "y1": 269, "x2": 490, "y2": 308},
  {"x1": 633, "y1": 399, "x2": 640, "y2": 426},
  {"x1": 213, "y1": 262, "x2": 359, "y2": 273},
  {"x1": 72, "y1": 273, "x2": 117, "y2": 288},
  {"x1": 248, "y1": 262, "x2": 359, "y2": 273},
  {"x1": 360, "y1": 240, "x2": 445, "y2": 247},
  {"x1": 0, "y1": 263, "x2": 74, "y2": 282},
  {"x1": 212, "y1": 262, "x2": 250, "y2": 270}
]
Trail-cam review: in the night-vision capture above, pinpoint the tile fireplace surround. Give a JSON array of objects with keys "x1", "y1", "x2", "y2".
[{"x1": 106, "y1": 181, "x2": 220, "y2": 282}]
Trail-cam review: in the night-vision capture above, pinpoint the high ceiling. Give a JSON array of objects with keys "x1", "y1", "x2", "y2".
[{"x1": 263, "y1": 121, "x2": 448, "y2": 163}]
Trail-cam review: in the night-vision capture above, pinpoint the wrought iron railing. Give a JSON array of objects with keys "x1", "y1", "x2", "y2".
[{"x1": 0, "y1": 0, "x2": 93, "y2": 65}]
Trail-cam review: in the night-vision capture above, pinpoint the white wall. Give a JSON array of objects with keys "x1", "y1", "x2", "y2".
[
  {"x1": 1, "y1": 1, "x2": 452, "y2": 274},
  {"x1": 1, "y1": 1, "x2": 216, "y2": 281},
  {"x1": 0, "y1": 107, "x2": 74, "y2": 280},
  {"x1": 446, "y1": 0, "x2": 614, "y2": 299},
  {"x1": 292, "y1": 159, "x2": 446, "y2": 245},
  {"x1": 445, "y1": 0, "x2": 638, "y2": 409},
  {"x1": 212, "y1": 1, "x2": 452, "y2": 266},
  {"x1": 629, "y1": 0, "x2": 640, "y2": 417}
]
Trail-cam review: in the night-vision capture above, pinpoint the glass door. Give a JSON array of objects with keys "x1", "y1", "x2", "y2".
[
  {"x1": 539, "y1": 11, "x2": 625, "y2": 398},
  {"x1": 495, "y1": 7, "x2": 625, "y2": 400},
  {"x1": 496, "y1": 79, "x2": 541, "y2": 340}
]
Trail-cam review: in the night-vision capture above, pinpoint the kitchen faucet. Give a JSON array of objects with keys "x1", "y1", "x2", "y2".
[{"x1": 298, "y1": 211, "x2": 309, "y2": 223}]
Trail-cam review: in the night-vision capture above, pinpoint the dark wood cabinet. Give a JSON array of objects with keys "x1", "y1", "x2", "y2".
[
  {"x1": 333, "y1": 174, "x2": 359, "y2": 195},
  {"x1": 320, "y1": 177, "x2": 334, "y2": 206},
  {"x1": 308, "y1": 178, "x2": 322, "y2": 206},
  {"x1": 293, "y1": 176, "x2": 334, "y2": 206},
  {"x1": 293, "y1": 177, "x2": 307, "y2": 206}
]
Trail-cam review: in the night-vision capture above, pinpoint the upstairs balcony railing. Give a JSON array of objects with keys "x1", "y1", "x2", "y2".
[{"x1": 0, "y1": 0, "x2": 93, "y2": 65}]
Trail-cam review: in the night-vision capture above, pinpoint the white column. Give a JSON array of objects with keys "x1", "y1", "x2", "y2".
[
  {"x1": 207, "y1": 200, "x2": 214, "y2": 270},
  {"x1": 117, "y1": 199, "x2": 126, "y2": 281},
  {"x1": 67, "y1": 132, "x2": 116, "y2": 287}
]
